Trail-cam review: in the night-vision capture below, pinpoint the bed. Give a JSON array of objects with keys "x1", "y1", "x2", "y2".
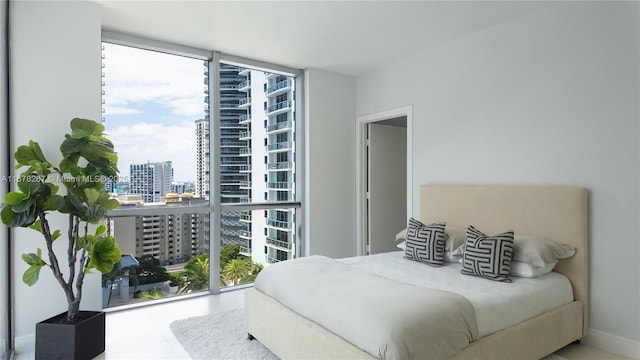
[{"x1": 245, "y1": 184, "x2": 589, "y2": 359}]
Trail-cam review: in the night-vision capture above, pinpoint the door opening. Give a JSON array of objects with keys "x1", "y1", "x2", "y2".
[{"x1": 364, "y1": 117, "x2": 407, "y2": 255}]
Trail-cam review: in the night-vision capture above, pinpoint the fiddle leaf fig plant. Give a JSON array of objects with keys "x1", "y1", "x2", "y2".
[{"x1": 1, "y1": 118, "x2": 122, "y2": 322}]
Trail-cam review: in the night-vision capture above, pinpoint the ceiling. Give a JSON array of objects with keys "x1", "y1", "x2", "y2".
[{"x1": 94, "y1": 1, "x2": 551, "y2": 77}]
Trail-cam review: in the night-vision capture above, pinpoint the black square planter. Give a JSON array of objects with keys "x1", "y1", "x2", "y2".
[{"x1": 35, "y1": 311, "x2": 105, "y2": 360}]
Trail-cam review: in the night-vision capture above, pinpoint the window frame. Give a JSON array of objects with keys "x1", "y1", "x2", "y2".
[{"x1": 101, "y1": 31, "x2": 304, "y2": 298}]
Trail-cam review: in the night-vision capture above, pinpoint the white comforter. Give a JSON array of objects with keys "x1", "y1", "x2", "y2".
[
  {"x1": 254, "y1": 255, "x2": 478, "y2": 360},
  {"x1": 338, "y1": 251, "x2": 574, "y2": 337}
]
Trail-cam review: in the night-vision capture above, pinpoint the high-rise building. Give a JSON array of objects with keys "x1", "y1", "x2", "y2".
[
  {"x1": 129, "y1": 161, "x2": 174, "y2": 203},
  {"x1": 112, "y1": 194, "x2": 209, "y2": 266},
  {"x1": 195, "y1": 118, "x2": 209, "y2": 199},
  {"x1": 197, "y1": 63, "x2": 296, "y2": 266}
]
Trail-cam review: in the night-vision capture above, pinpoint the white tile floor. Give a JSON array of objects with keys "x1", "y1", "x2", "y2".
[{"x1": 14, "y1": 289, "x2": 245, "y2": 360}]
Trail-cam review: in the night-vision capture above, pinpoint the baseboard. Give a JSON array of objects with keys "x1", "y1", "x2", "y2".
[
  {"x1": 13, "y1": 333, "x2": 34, "y2": 354},
  {"x1": 584, "y1": 329, "x2": 640, "y2": 359}
]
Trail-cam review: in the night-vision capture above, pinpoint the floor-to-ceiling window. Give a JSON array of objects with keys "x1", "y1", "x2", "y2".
[
  {"x1": 101, "y1": 33, "x2": 302, "y2": 307},
  {"x1": 215, "y1": 61, "x2": 301, "y2": 289}
]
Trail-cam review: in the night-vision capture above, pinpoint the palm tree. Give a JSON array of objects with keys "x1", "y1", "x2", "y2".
[
  {"x1": 180, "y1": 254, "x2": 209, "y2": 293},
  {"x1": 222, "y1": 258, "x2": 250, "y2": 286}
]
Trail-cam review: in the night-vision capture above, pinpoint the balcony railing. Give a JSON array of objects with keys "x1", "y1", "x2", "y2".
[
  {"x1": 239, "y1": 148, "x2": 251, "y2": 156},
  {"x1": 220, "y1": 121, "x2": 245, "y2": 128},
  {"x1": 239, "y1": 97, "x2": 251, "y2": 107},
  {"x1": 240, "y1": 230, "x2": 252, "y2": 239},
  {"x1": 220, "y1": 84, "x2": 239, "y2": 91},
  {"x1": 266, "y1": 100, "x2": 291, "y2": 114},
  {"x1": 266, "y1": 237, "x2": 292, "y2": 250},
  {"x1": 267, "y1": 218, "x2": 291, "y2": 230},
  {"x1": 239, "y1": 114, "x2": 251, "y2": 123},
  {"x1": 238, "y1": 80, "x2": 251, "y2": 91},
  {"x1": 266, "y1": 162, "x2": 292, "y2": 171},
  {"x1": 267, "y1": 182, "x2": 291, "y2": 190},
  {"x1": 265, "y1": 79, "x2": 292, "y2": 96},
  {"x1": 266, "y1": 255, "x2": 281, "y2": 264},
  {"x1": 239, "y1": 165, "x2": 252, "y2": 172},
  {"x1": 239, "y1": 131, "x2": 251, "y2": 139},
  {"x1": 266, "y1": 120, "x2": 292, "y2": 133},
  {"x1": 239, "y1": 211, "x2": 252, "y2": 221},
  {"x1": 239, "y1": 245, "x2": 252, "y2": 257},
  {"x1": 266, "y1": 141, "x2": 292, "y2": 152}
]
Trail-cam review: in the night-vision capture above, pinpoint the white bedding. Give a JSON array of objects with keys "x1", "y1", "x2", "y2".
[
  {"x1": 254, "y1": 255, "x2": 478, "y2": 360},
  {"x1": 337, "y1": 251, "x2": 574, "y2": 337}
]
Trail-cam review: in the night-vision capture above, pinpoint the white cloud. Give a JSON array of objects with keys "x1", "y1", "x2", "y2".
[
  {"x1": 102, "y1": 43, "x2": 206, "y2": 119},
  {"x1": 105, "y1": 106, "x2": 142, "y2": 116},
  {"x1": 110, "y1": 122, "x2": 197, "y2": 182}
]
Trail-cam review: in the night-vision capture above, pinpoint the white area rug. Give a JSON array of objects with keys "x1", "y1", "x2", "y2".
[{"x1": 170, "y1": 308, "x2": 278, "y2": 360}]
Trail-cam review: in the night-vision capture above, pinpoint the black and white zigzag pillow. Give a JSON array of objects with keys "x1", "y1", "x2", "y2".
[
  {"x1": 404, "y1": 218, "x2": 447, "y2": 266},
  {"x1": 460, "y1": 225, "x2": 514, "y2": 282}
]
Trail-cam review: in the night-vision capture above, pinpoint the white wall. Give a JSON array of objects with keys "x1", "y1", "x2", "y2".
[
  {"x1": 357, "y1": 2, "x2": 640, "y2": 354},
  {"x1": 304, "y1": 68, "x2": 357, "y2": 258},
  {"x1": 11, "y1": 1, "x2": 103, "y2": 339}
]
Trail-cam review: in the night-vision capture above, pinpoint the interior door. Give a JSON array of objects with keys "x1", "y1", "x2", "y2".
[{"x1": 367, "y1": 121, "x2": 407, "y2": 254}]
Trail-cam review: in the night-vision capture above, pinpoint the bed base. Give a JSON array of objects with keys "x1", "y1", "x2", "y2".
[{"x1": 245, "y1": 287, "x2": 583, "y2": 359}]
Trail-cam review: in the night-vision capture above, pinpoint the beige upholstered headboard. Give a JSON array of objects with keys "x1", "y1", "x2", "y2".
[{"x1": 420, "y1": 184, "x2": 589, "y2": 335}]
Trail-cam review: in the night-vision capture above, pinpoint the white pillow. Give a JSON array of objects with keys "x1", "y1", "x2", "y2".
[
  {"x1": 396, "y1": 241, "x2": 406, "y2": 250},
  {"x1": 513, "y1": 236, "x2": 576, "y2": 267},
  {"x1": 453, "y1": 234, "x2": 575, "y2": 268},
  {"x1": 510, "y1": 260, "x2": 558, "y2": 278}
]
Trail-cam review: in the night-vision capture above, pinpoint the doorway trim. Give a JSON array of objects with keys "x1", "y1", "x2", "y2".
[{"x1": 355, "y1": 105, "x2": 413, "y2": 256}]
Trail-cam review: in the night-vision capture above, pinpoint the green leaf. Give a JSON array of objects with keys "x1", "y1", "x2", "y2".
[
  {"x1": 4, "y1": 192, "x2": 27, "y2": 205},
  {"x1": 59, "y1": 136, "x2": 86, "y2": 155},
  {"x1": 14, "y1": 142, "x2": 42, "y2": 166},
  {"x1": 21, "y1": 249, "x2": 47, "y2": 285},
  {"x1": 95, "y1": 225, "x2": 106, "y2": 237},
  {"x1": 51, "y1": 229, "x2": 62, "y2": 242},
  {"x1": 71, "y1": 128, "x2": 93, "y2": 139},
  {"x1": 70, "y1": 118, "x2": 105, "y2": 135},
  {"x1": 100, "y1": 198, "x2": 120, "y2": 211},
  {"x1": 29, "y1": 141, "x2": 47, "y2": 163},
  {"x1": 59, "y1": 155, "x2": 80, "y2": 173},
  {"x1": 43, "y1": 194, "x2": 65, "y2": 211},
  {"x1": 89, "y1": 236, "x2": 121, "y2": 273},
  {"x1": 23, "y1": 265, "x2": 43, "y2": 286},
  {"x1": 1, "y1": 205, "x2": 17, "y2": 226},
  {"x1": 28, "y1": 219, "x2": 42, "y2": 233},
  {"x1": 84, "y1": 188, "x2": 100, "y2": 205},
  {"x1": 64, "y1": 194, "x2": 87, "y2": 216},
  {"x1": 4, "y1": 204, "x2": 37, "y2": 227},
  {"x1": 83, "y1": 204, "x2": 105, "y2": 224},
  {"x1": 22, "y1": 251, "x2": 43, "y2": 266},
  {"x1": 11, "y1": 198, "x2": 36, "y2": 213},
  {"x1": 16, "y1": 176, "x2": 43, "y2": 195}
]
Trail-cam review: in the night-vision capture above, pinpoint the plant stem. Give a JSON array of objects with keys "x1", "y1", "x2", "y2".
[{"x1": 41, "y1": 213, "x2": 77, "y2": 320}]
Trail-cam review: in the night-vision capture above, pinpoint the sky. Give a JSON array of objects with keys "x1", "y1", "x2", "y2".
[{"x1": 102, "y1": 43, "x2": 206, "y2": 182}]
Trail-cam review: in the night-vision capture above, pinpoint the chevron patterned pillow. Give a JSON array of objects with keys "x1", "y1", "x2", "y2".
[
  {"x1": 460, "y1": 225, "x2": 514, "y2": 282},
  {"x1": 404, "y1": 218, "x2": 447, "y2": 266}
]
